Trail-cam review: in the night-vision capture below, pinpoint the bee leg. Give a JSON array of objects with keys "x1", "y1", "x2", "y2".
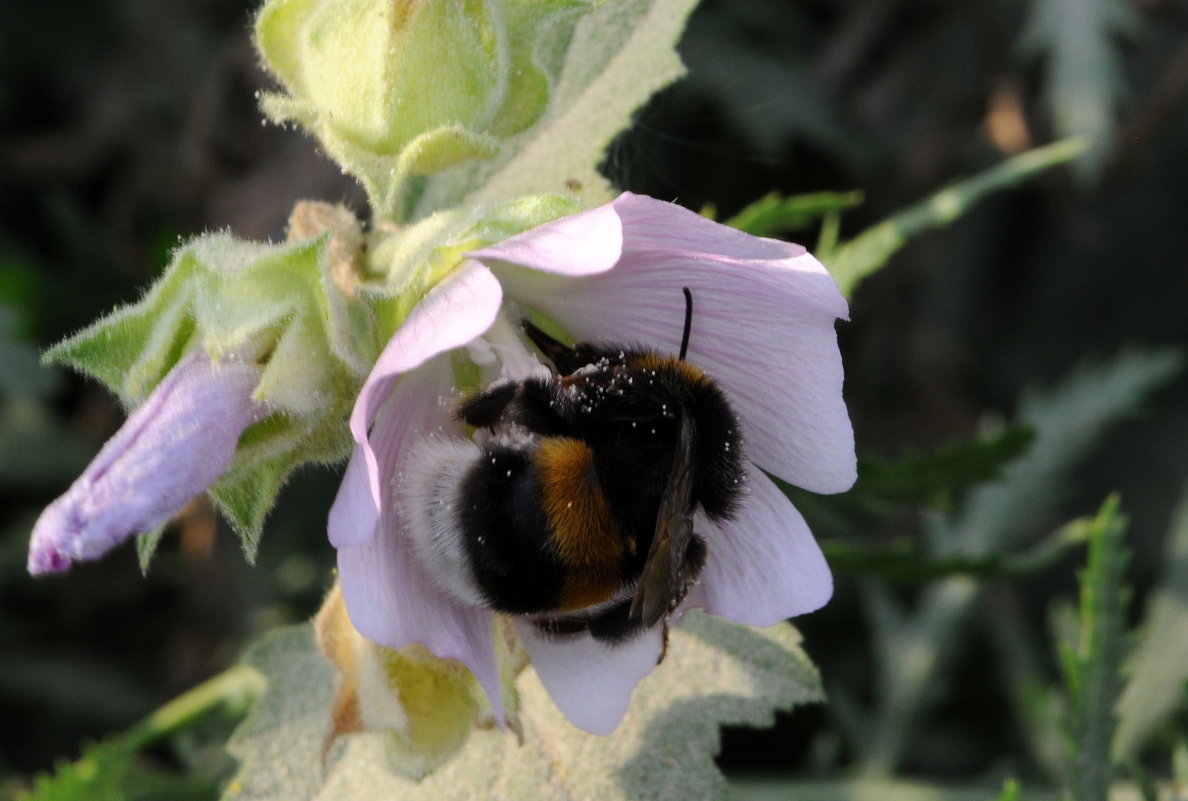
[
  {"x1": 585, "y1": 599, "x2": 646, "y2": 644},
  {"x1": 522, "y1": 321, "x2": 575, "y2": 366},
  {"x1": 457, "y1": 381, "x2": 518, "y2": 428},
  {"x1": 458, "y1": 377, "x2": 576, "y2": 437}
]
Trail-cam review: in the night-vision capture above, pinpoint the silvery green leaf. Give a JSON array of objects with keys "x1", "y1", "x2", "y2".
[
  {"x1": 225, "y1": 612, "x2": 821, "y2": 801},
  {"x1": 415, "y1": 0, "x2": 699, "y2": 216},
  {"x1": 1113, "y1": 479, "x2": 1188, "y2": 760}
]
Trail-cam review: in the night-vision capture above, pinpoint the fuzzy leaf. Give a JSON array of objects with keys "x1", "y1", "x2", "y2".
[
  {"x1": 209, "y1": 455, "x2": 294, "y2": 562},
  {"x1": 224, "y1": 613, "x2": 821, "y2": 801},
  {"x1": 1113, "y1": 478, "x2": 1188, "y2": 760},
  {"x1": 950, "y1": 348, "x2": 1183, "y2": 557},
  {"x1": 849, "y1": 348, "x2": 1181, "y2": 776},
  {"x1": 1020, "y1": 0, "x2": 1140, "y2": 178},
  {"x1": 414, "y1": 0, "x2": 699, "y2": 216}
]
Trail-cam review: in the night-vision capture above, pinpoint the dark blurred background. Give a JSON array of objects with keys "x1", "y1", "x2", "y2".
[{"x1": 2, "y1": 0, "x2": 1185, "y2": 790}]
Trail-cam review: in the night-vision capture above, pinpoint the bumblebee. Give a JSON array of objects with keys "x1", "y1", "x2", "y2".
[{"x1": 400, "y1": 289, "x2": 746, "y2": 644}]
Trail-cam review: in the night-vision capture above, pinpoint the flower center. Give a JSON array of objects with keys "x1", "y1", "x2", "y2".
[{"x1": 465, "y1": 310, "x2": 550, "y2": 385}]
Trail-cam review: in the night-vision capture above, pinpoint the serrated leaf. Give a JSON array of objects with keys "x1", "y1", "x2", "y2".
[
  {"x1": 1020, "y1": 0, "x2": 1140, "y2": 178},
  {"x1": 824, "y1": 138, "x2": 1088, "y2": 298},
  {"x1": 414, "y1": 0, "x2": 699, "y2": 217},
  {"x1": 951, "y1": 348, "x2": 1183, "y2": 557},
  {"x1": 225, "y1": 612, "x2": 821, "y2": 801},
  {"x1": 779, "y1": 425, "x2": 1037, "y2": 574},
  {"x1": 18, "y1": 666, "x2": 259, "y2": 801},
  {"x1": 1113, "y1": 478, "x2": 1188, "y2": 760},
  {"x1": 855, "y1": 425, "x2": 1036, "y2": 511},
  {"x1": 135, "y1": 526, "x2": 166, "y2": 574},
  {"x1": 850, "y1": 349, "x2": 1181, "y2": 776},
  {"x1": 19, "y1": 739, "x2": 138, "y2": 801},
  {"x1": 1058, "y1": 496, "x2": 1130, "y2": 801},
  {"x1": 16, "y1": 740, "x2": 215, "y2": 801},
  {"x1": 817, "y1": 519, "x2": 1086, "y2": 584}
]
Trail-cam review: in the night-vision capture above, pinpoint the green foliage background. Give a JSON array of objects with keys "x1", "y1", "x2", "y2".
[{"x1": 2, "y1": 0, "x2": 1186, "y2": 798}]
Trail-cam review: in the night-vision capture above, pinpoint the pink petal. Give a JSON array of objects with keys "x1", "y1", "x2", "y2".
[
  {"x1": 514, "y1": 620, "x2": 665, "y2": 735},
  {"x1": 336, "y1": 354, "x2": 506, "y2": 720},
  {"x1": 466, "y1": 202, "x2": 623, "y2": 277},
  {"x1": 338, "y1": 539, "x2": 504, "y2": 722},
  {"x1": 326, "y1": 445, "x2": 377, "y2": 548},
  {"x1": 28, "y1": 353, "x2": 261, "y2": 574},
  {"x1": 349, "y1": 261, "x2": 503, "y2": 515},
  {"x1": 687, "y1": 469, "x2": 832, "y2": 625},
  {"x1": 476, "y1": 193, "x2": 856, "y2": 494}
]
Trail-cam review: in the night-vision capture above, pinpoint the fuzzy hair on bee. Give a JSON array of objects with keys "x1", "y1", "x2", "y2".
[{"x1": 398, "y1": 289, "x2": 747, "y2": 646}]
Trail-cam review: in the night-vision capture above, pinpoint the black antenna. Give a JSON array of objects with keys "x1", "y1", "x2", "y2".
[{"x1": 679, "y1": 287, "x2": 693, "y2": 361}]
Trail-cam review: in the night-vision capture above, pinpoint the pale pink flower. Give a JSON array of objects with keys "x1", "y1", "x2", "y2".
[
  {"x1": 28, "y1": 353, "x2": 263, "y2": 575},
  {"x1": 328, "y1": 192, "x2": 855, "y2": 734}
]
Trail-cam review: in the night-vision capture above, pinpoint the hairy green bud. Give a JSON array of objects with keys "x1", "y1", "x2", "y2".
[{"x1": 255, "y1": 0, "x2": 590, "y2": 220}]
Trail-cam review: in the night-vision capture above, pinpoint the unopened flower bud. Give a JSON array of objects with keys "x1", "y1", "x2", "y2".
[
  {"x1": 28, "y1": 354, "x2": 263, "y2": 574},
  {"x1": 254, "y1": 0, "x2": 590, "y2": 218},
  {"x1": 42, "y1": 228, "x2": 375, "y2": 554}
]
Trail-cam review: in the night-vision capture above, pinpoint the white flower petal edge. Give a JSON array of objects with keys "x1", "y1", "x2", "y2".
[
  {"x1": 326, "y1": 446, "x2": 376, "y2": 548},
  {"x1": 334, "y1": 353, "x2": 506, "y2": 720},
  {"x1": 514, "y1": 619, "x2": 665, "y2": 736},
  {"x1": 687, "y1": 468, "x2": 832, "y2": 624},
  {"x1": 28, "y1": 353, "x2": 262, "y2": 574},
  {"x1": 470, "y1": 191, "x2": 856, "y2": 494}
]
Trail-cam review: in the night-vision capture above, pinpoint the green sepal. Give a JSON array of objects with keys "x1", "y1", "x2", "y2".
[
  {"x1": 209, "y1": 455, "x2": 291, "y2": 562},
  {"x1": 363, "y1": 193, "x2": 582, "y2": 345},
  {"x1": 487, "y1": 0, "x2": 590, "y2": 137},
  {"x1": 136, "y1": 526, "x2": 167, "y2": 574}
]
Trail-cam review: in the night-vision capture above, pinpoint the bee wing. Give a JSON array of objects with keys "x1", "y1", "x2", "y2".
[{"x1": 630, "y1": 411, "x2": 697, "y2": 628}]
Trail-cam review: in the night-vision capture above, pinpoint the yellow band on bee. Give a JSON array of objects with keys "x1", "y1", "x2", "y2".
[{"x1": 535, "y1": 437, "x2": 623, "y2": 611}]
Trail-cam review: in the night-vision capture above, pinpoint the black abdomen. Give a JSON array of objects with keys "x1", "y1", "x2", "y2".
[{"x1": 457, "y1": 446, "x2": 565, "y2": 614}]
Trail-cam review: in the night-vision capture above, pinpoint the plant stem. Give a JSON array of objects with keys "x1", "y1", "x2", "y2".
[{"x1": 122, "y1": 664, "x2": 266, "y2": 752}]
